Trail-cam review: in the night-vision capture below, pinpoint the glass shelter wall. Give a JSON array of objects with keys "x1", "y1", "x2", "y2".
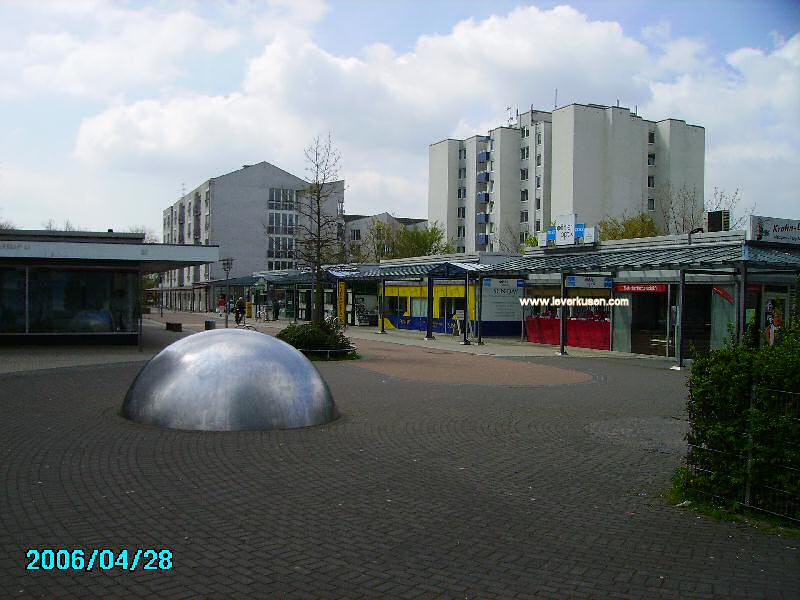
[{"x1": 0, "y1": 267, "x2": 138, "y2": 335}]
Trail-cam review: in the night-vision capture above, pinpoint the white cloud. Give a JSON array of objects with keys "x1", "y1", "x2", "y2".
[
  {"x1": 1, "y1": 5, "x2": 240, "y2": 100},
  {"x1": 5, "y1": 3, "x2": 800, "y2": 236},
  {"x1": 74, "y1": 5, "x2": 659, "y2": 223},
  {"x1": 643, "y1": 33, "x2": 800, "y2": 218}
]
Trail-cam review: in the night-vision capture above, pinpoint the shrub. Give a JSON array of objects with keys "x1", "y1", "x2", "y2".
[
  {"x1": 277, "y1": 321, "x2": 351, "y2": 351},
  {"x1": 683, "y1": 311, "x2": 800, "y2": 521}
]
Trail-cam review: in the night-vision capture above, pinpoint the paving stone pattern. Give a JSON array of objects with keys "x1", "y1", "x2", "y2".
[{"x1": 1, "y1": 341, "x2": 798, "y2": 599}]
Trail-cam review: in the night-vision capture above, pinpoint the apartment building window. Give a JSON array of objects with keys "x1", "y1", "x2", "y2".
[
  {"x1": 647, "y1": 198, "x2": 655, "y2": 211},
  {"x1": 457, "y1": 206, "x2": 466, "y2": 218},
  {"x1": 351, "y1": 229, "x2": 361, "y2": 241},
  {"x1": 648, "y1": 131, "x2": 655, "y2": 144},
  {"x1": 647, "y1": 175, "x2": 655, "y2": 188},
  {"x1": 536, "y1": 197, "x2": 541, "y2": 210},
  {"x1": 521, "y1": 189, "x2": 528, "y2": 202},
  {"x1": 535, "y1": 175, "x2": 541, "y2": 188},
  {"x1": 535, "y1": 219, "x2": 541, "y2": 231},
  {"x1": 489, "y1": 160, "x2": 494, "y2": 171},
  {"x1": 537, "y1": 132, "x2": 542, "y2": 145},
  {"x1": 520, "y1": 169, "x2": 528, "y2": 181},
  {"x1": 536, "y1": 154, "x2": 542, "y2": 166},
  {"x1": 648, "y1": 153, "x2": 656, "y2": 166},
  {"x1": 458, "y1": 168, "x2": 466, "y2": 179},
  {"x1": 457, "y1": 187, "x2": 462, "y2": 199},
  {"x1": 457, "y1": 226, "x2": 465, "y2": 238},
  {"x1": 268, "y1": 188, "x2": 296, "y2": 211},
  {"x1": 457, "y1": 246, "x2": 465, "y2": 253},
  {"x1": 458, "y1": 148, "x2": 466, "y2": 159},
  {"x1": 520, "y1": 146, "x2": 529, "y2": 160},
  {"x1": 521, "y1": 126, "x2": 530, "y2": 138},
  {"x1": 519, "y1": 232, "x2": 527, "y2": 244},
  {"x1": 520, "y1": 210, "x2": 529, "y2": 223}
]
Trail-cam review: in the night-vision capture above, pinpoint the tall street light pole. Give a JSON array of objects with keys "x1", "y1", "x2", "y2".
[{"x1": 221, "y1": 257, "x2": 234, "y2": 328}]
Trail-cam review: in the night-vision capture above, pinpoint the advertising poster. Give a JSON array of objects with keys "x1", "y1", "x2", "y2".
[
  {"x1": 482, "y1": 278, "x2": 524, "y2": 321},
  {"x1": 338, "y1": 281, "x2": 347, "y2": 324}
]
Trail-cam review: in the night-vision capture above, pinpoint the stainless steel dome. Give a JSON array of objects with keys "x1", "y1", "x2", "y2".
[{"x1": 122, "y1": 328, "x2": 337, "y2": 431}]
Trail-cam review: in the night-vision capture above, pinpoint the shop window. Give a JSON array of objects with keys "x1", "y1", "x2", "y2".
[
  {"x1": 439, "y1": 296, "x2": 465, "y2": 320},
  {"x1": 386, "y1": 295, "x2": 408, "y2": 316}
]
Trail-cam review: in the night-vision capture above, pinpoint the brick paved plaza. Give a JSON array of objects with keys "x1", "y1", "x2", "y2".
[{"x1": 1, "y1": 321, "x2": 798, "y2": 599}]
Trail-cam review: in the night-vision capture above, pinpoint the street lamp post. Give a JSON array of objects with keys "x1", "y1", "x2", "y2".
[{"x1": 221, "y1": 257, "x2": 234, "y2": 328}]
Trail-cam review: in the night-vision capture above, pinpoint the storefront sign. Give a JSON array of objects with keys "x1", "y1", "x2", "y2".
[
  {"x1": 338, "y1": 281, "x2": 347, "y2": 324},
  {"x1": 481, "y1": 278, "x2": 524, "y2": 321},
  {"x1": 613, "y1": 283, "x2": 667, "y2": 293},
  {"x1": 566, "y1": 276, "x2": 612, "y2": 289},
  {"x1": 748, "y1": 215, "x2": 800, "y2": 245},
  {"x1": 555, "y1": 214, "x2": 576, "y2": 246}
]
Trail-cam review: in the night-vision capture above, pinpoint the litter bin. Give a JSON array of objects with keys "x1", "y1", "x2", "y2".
[{"x1": 204, "y1": 320, "x2": 216, "y2": 330}]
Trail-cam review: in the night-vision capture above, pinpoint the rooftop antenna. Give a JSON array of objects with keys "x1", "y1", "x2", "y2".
[
  {"x1": 616, "y1": 98, "x2": 620, "y2": 107},
  {"x1": 180, "y1": 182, "x2": 186, "y2": 198},
  {"x1": 554, "y1": 88, "x2": 558, "y2": 109},
  {"x1": 506, "y1": 105, "x2": 513, "y2": 126}
]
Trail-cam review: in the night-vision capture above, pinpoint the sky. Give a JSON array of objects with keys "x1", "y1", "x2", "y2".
[{"x1": 0, "y1": 0, "x2": 798, "y2": 237}]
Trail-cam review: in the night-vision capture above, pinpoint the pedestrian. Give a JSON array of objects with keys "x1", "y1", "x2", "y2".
[
  {"x1": 273, "y1": 300, "x2": 280, "y2": 321},
  {"x1": 235, "y1": 296, "x2": 246, "y2": 325},
  {"x1": 217, "y1": 295, "x2": 225, "y2": 318}
]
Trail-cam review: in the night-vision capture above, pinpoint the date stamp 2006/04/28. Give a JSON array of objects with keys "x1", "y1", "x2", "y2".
[{"x1": 26, "y1": 549, "x2": 173, "y2": 572}]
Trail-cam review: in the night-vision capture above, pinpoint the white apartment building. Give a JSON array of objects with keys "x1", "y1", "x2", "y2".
[
  {"x1": 429, "y1": 103, "x2": 704, "y2": 252},
  {"x1": 160, "y1": 161, "x2": 344, "y2": 310}
]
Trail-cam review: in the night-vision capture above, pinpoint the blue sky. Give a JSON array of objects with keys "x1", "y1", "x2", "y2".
[{"x1": 0, "y1": 0, "x2": 798, "y2": 235}]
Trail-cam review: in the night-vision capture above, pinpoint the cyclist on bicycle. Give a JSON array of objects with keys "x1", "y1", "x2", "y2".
[{"x1": 235, "y1": 297, "x2": 246, "y2": 325}]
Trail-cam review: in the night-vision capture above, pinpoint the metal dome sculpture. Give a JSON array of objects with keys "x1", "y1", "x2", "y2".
[{"x1": 122, "y1": 328, "x2": 337, "y2": 431}]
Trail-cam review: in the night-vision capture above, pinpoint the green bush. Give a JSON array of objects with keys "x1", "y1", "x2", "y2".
[
  {"x1": 684, "y1": 313, "x2": 800, "y2": 520},
  {"x1": 277, "y1": 321, "x2": 352, "y2": 351}
]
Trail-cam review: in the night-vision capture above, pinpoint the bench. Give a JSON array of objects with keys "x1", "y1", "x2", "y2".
[{"x1": 165, "y1": 322, "x2": 182, "y2": 332}]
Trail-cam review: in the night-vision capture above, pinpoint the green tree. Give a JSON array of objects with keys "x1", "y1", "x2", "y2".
[
  {"x1": 388, "y1": 222, "x2": 454, "y2": 258},
  {"x1": 598, "y1": 212, "x2": 660, "y2": 241}
]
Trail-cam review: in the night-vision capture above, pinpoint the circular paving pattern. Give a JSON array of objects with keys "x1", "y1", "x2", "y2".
[{"x1": 1, "y1": 339, "x2": 798, "y2": 600}]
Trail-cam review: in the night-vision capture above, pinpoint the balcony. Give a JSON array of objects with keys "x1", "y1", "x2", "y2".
[
  {"x1": 476, "y1": 233, "x2": 489, "y2": 246},
  {"x1": 476, "y1": 192, "x2": 489, "y2": 203},
  {"x1": 476, "y1": 171, "x2": 490, "y2": 183},
  {"x1": 476, "y1": 213, "x2": 490, "y2": 224},
  {"x1": 477, "y1": 151, "x2": 490, "y2": 162}
]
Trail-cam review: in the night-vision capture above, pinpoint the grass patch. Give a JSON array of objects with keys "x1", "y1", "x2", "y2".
[{"x1": 665, "y1": 466, "x2": 800, "y2": 538}]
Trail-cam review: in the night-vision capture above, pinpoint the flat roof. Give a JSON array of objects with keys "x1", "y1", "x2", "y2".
[{"x1": 0, "y1": 231, "x2": 219, "y2": 274}]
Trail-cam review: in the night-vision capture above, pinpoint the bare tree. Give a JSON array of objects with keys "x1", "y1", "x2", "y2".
[
  {"x1": 42, "y1": 218, "x2": 85, "y2": 231},
  {"x1": 657, "y1": 183, "x2": 704, "y2": 234},
  {"x1": 658, "y1": 183, "x2": 754, "y2": 234},
  {"x1": 706, "y1": 187, "x2": 753, "y2": 230},
  {"x1": 495, "y1": 224, "x2": 523, "y2": 254},
  {"x1": 0, "y1": 217, "x2": 14, "y2": 230},
  {"x1": 295, "y1": 134, "x2": 344, "y2": 324},
  {"x1": 127, "y1": 225, "x2": 160, "y2": 243}
]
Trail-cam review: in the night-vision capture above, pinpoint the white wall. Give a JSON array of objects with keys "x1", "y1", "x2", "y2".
[{"x1": 428, "y1": 140, "x2": 459, "y2": 248}]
